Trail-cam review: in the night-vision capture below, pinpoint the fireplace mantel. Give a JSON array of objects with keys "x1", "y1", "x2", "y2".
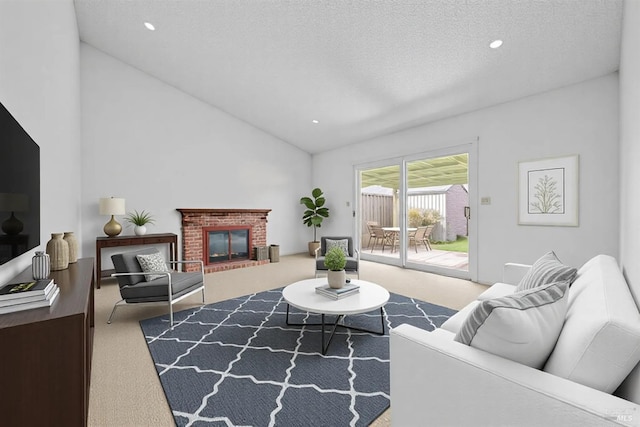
[
  {"x1": 176, "y1": 208, "x2": 271, "y2": 273},
  {"x1": 177, "y1": 208, "x2": 272, "y2": 216}
]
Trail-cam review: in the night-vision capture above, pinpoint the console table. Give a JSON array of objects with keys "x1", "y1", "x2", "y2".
[
  {"x1": 0, "y1": 258, "x2": 95, "y2": 426},
  {"x1": 95, "y1": 233, "x2": 178, "y2": 288}
]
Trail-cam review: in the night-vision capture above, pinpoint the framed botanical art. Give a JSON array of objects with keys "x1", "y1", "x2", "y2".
[{"x1": 518, "y1": 154, "x2": 579, "y2": 226}]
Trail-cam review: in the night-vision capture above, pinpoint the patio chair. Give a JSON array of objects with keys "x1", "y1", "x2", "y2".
[
  {"x1": 408, "y1": 227, "x2": 420, "y2": 252},
  {"x1": 365, "y1": 220, "x2": 379, "y2": 248},
  {"x1": 411, "y1": 224, "x2": 435, "y2": 251},
  {"x1": 108, "y1": 247, "x2": 206, "y2": 328},
  {"x1": 369, "y1": 224, "x2": 393, "y2": 253},
  {"x1": 315, "y1": 236, "x2": 360, "y2": 279}
]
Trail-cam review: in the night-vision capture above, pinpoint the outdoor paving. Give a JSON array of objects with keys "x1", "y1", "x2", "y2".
[{"x1": 363, "y1": 247, "x2": 469, "y2": 271}]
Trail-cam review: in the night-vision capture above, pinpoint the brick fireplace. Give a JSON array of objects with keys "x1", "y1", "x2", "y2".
[{"x1": 176, "y1": 208, "x2": 271, "y2": 273}]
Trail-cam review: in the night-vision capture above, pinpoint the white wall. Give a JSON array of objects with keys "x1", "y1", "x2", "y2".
[
  {"x1": 80, "y1": 44, "x2": 312, "y2": 267},
  {"x1": 313, "y1": 74, "x2": 619, "y2": 284},
  {"x1": 0, "y1": 0, "x2": 82, "y2": 283},
  {"x1": 620, "y1": 0, "x2": 640, "y2": 303}
]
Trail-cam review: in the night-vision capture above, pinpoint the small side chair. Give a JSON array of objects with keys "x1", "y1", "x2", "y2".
[
  {"x1": 315, "y1": 236, "x2": 360, "y2": 279},
  {"x1": 108, "y1": 247, "x2": 206, "y2": 328}
]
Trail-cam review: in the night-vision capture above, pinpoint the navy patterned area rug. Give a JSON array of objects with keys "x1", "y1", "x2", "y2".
[{"x1": 139, "y1": 288, "x2": 456, "y2": 427}]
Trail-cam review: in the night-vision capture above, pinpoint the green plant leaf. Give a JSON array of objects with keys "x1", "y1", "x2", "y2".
[
  {"x1": 324, "y1": 246, "x2": 346, "y2": 270},
  {"x1": 302, "y1": 200, "x2": 316, "y2": 210},
  {"x1": 299, "y1": 188, "x2": 330, "y2": 238},
  {"x1": 124, "y1": 209, "x2": 155, "y2": 226}
]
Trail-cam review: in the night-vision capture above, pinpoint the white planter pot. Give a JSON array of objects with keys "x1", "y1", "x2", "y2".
[
  {"x1": 134, "y1": 225, "x2": 147, "y2": 236},
  {"x1": 327, "y1": 270, "x2": 346, "y2": 289}
]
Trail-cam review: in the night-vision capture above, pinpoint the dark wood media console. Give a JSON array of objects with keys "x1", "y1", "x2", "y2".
[{"x1": 0, "y1": 258, "x2": 95, "y2": 426}]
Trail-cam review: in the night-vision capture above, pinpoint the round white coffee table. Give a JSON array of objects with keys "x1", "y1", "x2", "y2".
[{"x1": 282, "y1": 278, "x2": 390, "y2": 354}]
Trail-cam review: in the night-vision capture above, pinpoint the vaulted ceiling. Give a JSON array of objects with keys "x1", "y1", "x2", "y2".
[{"x1": 73, "y1": 0, "x2": 623, "y2": 154}]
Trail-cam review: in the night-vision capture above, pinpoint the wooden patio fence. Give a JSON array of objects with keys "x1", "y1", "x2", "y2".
[{"x1": 360, "y1": 193, "x2": 393, "y2": 234}]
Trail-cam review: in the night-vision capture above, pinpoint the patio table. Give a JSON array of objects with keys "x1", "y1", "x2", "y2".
[{"x1": 381, "y1": 227, "x2": 417, "y2": 252}]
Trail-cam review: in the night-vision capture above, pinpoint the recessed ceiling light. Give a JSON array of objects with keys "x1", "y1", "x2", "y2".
[
  {"x1": 144, "y1": 22, "x2": 155, "y2": 31},
  {"x1": 489, "y1": 39, "x2": 503, "y2": 49},
  {"x1": 312, "y1": 120, "x2": 319, "y2": 124}
]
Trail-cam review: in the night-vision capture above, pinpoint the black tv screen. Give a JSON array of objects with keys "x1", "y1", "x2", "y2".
[{"x1": 0, "y1": 101, "x2": 40, "y2": 265}]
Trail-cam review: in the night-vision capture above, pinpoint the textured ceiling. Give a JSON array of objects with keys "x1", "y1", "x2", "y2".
[{"x1": 73, "y1": 0, "x2": 623, "y2": 154}]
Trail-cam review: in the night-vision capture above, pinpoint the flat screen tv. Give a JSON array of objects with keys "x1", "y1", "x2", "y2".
[{"x1": 0, "y1": 101, "x2": 40, "y2": 265}]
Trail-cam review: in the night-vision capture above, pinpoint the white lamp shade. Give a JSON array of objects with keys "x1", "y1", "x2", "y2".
[
  {"x1": 99, "y1": 197, "x2": 125, "y2": 215},
  {"x1": 0, "y1": 193, "x2": 29, "y2": 212}
]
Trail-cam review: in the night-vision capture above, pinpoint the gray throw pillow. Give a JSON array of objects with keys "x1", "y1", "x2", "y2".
[
  {"x1": 136, "y1": 252, "x2": 170, "y2": 281},
  {"x1": 326, "y1": 239, "x2": 349, "y2": 256},
  {"x1": 516, "y1": 251, "x2": 577, "y2": 292}
]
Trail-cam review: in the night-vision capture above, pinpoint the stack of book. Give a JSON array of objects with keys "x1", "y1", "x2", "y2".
[
  {"x1": 315, "y1": 283, "x2": 360, "y2": 300},
  {"x1": 0, "y1": 279, "x2": 60, "y2": 314}
]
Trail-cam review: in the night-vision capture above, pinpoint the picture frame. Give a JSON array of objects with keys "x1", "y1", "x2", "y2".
[{"x1": 518, "y1": 154, "x2": 579, "y2": 226}]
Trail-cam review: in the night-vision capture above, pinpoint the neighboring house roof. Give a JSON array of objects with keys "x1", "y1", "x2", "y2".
[
  {"x1": 361, "y1": 185, "x2": 394, "y2": 196},
  {"x1": 408, "y1": 185, "x2": 453, "y2": 195}
]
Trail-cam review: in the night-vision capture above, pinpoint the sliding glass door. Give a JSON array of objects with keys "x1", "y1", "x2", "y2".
[
  {"x1": 404, "y1": 153, "x2": 469, "y2": 277},
  {"x1": 358, "y1": 162, "x2": 402, "y2": 266},
  {"x1": 356, "y1": 143, "x2": 476, "y2": 280}
]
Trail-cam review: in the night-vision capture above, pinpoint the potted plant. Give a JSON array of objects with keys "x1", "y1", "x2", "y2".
[
  {"x1": 124, "y1": 210, "x2": 155, "y2": 236},
  {"x1": 324, "y1": 246, "x2": 347, "y2": 289},
  {"x1": 300, "y1": 188, "x2": 330, "y2": 256}
]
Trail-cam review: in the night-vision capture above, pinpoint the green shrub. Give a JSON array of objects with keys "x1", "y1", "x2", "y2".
[
  {"x1": 324, "y1": 246, "x2": 346, "y2": 271},
  {"x1": 408, "y1": 208, "x2": 442, "y2": 227}
]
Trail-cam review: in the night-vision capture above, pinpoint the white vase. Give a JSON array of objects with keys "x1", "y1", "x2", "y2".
[
  {"x1": 32, "y1": 251, "x2": 50, "y2": 279},
  {"x1": 327, "y1": 270, "x2": 346, "y2": 289},
  {"x1": 134, "y1": 225, "x2": 147, "y2": 236}
]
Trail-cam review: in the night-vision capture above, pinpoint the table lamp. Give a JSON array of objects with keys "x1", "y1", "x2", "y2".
[
  {"x1": 99, "y1": 197, "x2": 125, "y2": 237},
  {"x1": 0, "y1": 192, "x2": 28, "y2": 235}
]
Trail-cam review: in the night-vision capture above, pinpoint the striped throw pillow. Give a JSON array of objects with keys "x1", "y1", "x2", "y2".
[
  {"x1": 454, "y1": 281, "x2": 569, "y2": 368},
  {"x1": 516, "y1": 251, "x2": 577, "y2": 292}
]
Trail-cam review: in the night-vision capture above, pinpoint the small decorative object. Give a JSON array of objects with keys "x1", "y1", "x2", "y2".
[
  {"x1": 300, "y1": 188, "x2": 330, "y2": 256},
  {"x1": 46, "y1": 233, "x2": 69, "y2": 271},
  {"x1": 124, "y1": 209, "x2": 155, "y2": 236},
  {"x1": 63, "y1": 231, "x2": 78, "y2": 263},
  {"x1": 324, "y1": 246, "x2": 347, "y2": 289},
  {"x1": 99, "y1": 196, "x2": 126, "y2": 237},
  {"x1": 518, "y1": 155, "x2": 579, "y2": 226},
  {"x1": 269, "y1": 244, "x2": 280, "y2": 263},
  {"x1": 0, "y1": 192, "x2": 28, "y2": 235},
  {"x1": 254, "y1": 246, "x2": 269, "y2": 261},
  {"x1": 32, "y1": 251, "x2": 50, "y2": 279}
]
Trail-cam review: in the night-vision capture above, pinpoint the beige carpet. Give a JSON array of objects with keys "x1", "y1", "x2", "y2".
[{"x1": 88, "y1": 253, "x2": 487, "y2": 426}]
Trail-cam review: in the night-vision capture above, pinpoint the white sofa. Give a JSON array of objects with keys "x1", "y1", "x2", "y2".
[{"x1": 390, "y1": 254, "x2": 640, "y2": 426}]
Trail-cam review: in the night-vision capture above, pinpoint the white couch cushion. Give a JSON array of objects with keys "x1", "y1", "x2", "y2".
[
  {"x1": 476, "y1": 282, "x2": 517, "y2": 301},
  {"x1": 440, "y1": 301, "x2": 479, "y2": 334},
  {"x1": 442, "y1": 283, "x2": 516, "y2": 333},
  {"x1": 516, "y1": 251, "x2": 577, "y2": 292},
  {"x1": 454, "y1": 281, "x2": 569, "y2": 369},
  {"x1": 543, "y1": 255, "x2": 640, "y2": 393}
]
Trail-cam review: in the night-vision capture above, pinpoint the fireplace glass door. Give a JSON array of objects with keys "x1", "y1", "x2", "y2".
[{"x1": 208, "y1": 228, "x2": 250, "y2": 263}]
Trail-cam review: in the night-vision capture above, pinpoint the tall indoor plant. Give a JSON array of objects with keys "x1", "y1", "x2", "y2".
[{"x1": 300, "y1": 187, "x2": 330, "y2": 256}]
